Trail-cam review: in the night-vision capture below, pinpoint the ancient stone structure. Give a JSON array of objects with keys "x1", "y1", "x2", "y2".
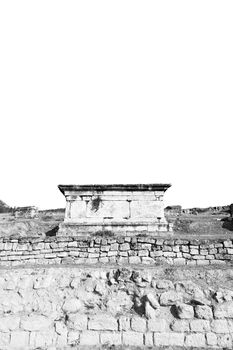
[
  {"x1": 14, "y1": 206, "x2": 38, "y2": 219},
  {"x1": 1, "y1": 185, "x2": 233, "y2": 349},
  {"x1": 58, "y1": 184, "x2": 173, "y2": 236},
  {"x1": 0, "y1": 266, "x2": 233, "y2": 349},
  {"x1": 0, "y1": 236, "x2": 233, "y2": 267}
]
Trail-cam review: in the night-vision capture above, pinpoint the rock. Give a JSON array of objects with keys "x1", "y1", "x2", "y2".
[
  {"x1": 217, "y1": 334, "x2": 232, "y2": 348},
  {"x1": 10, "y1": 331, "x2": 29, "y2": 348},
  {"x1": 70, "y1": 277, "x2": 81, "y2": 289},
  {"x1": 213, "y1": 301, "x2": 233, "y2": 318},
  {"x1": 171, "y1": 320, "x2": 189, "y2": 332},
  {"x1": 148, "y1": 319, "x2": 168, "y2": 332},
  {"x1": 146, "y1": 292, "x2": 160, "y2": 309},
  {"x1": 206, "y1": 332, "x2": 217, "y2": 346},
  {"x1": 131, "y1": 271, "x2": 142, "y2": 283},
  {"x1": 20, "y1": 315, "x2": 52, "y2": 331},
  {"x1": 189, "y1": 319, "x2": 211, "y2": 332},
  {"x1": 67, "y1": 331, "x2": 80, "y2": 346},
  {"x1": 131, "y1": 317, "x2": 147, "y2": 332},
  {"x1": 55, "y1": 321, "x2": 68, "y2": 336},
  {"x1": 118, "y1": 316, "x2": 131, "y2": 331},
  {"x1": 185, "y1": 333, "x2": 206, "y2": 347},
  {"x1": 211, "y1": 319, "x2": 229, "y2": 333},
  {"x1": 145, "y1": 301, "x2": 160, "y2": 319},
  {"x1": 175, "y1": 303, "x2": 194, "y2": 319},
  {"x1": 106, "y1": 291, "x2": 133, "y2": 315},
  {"x1": 88, "y1": 315, "x2": 118, "y2": 331},
  {"x1": 154, "y1": 332, "x2": 184, "y2": 346},
  {"x1": 94, "y1": 280, "x2": 106, "y2": 295},
  {"x1": 0, "y1": 315, "x2": 20, "y2": 332},
  {"x1": 62, "y1": 298, "x2": 82, "y2": 314},
  {"x1": 160, "y1": 291, "x2": 183, "y2": 306},
  {"x1": 156, "y1": 279, "x2": 174, "y2": 290},
  {"x1": 67, "y1": 314, "x2": 88, "y2": 330},
  {"x1": 195, "y1": 305, "x2": 213, "y2": 319},
  {"x1": 116, "y1": 268, "x2": 132, "y2": 282},
  {"x1": 122, "y1": 331, "x2": 144, "y2": 346},
  {"x1": 79, "y1": 331, "x2": 100, "y2": 345}
]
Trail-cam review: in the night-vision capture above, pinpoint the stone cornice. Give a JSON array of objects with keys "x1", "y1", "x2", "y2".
[{"x1": 58, "y1": 183, "x2": 171, "y2": 194}]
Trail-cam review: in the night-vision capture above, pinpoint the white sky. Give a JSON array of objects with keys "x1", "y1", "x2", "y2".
[{"x1": 0, "y1": 1, "x2": 232, "y2": 210}]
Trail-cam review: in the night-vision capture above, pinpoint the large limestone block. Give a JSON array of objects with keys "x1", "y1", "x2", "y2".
[
  {"x1": 88, "y1": 315, "x2": 118, "y2": 331},
  {"x1": 79, "y1": 331, "x2": 100, "y2": 345},
  {"x1": 0, "y1": 315, "x2": 20, "y2": 332},
  {"x1": 20, "y1": 315, "x2": 53, "y2": 331},
  {"x1": 10, "y1": 331, "x2": 29, "y2": 348},
  {"x1": 130, "y1": 201, "x2": 163, "y2": 218},
  {"x1": 185, "y1": 333, "x2": 206, "y2": 347},
  {"x1": 154, "y1": 332, "x2": 184, "y2": 346},
  {"x1": 122, "y1": 331, "x2": 144, "y2": 346},
  {"x1": 213, "y1": 301, "x2": 233, "y2": 318},
  {"x1": 67, "y1": 201, "x2": 86, "y2": 219},
  {"x1": 86, "y1": 200, "x2": 129, "y2": 219}
]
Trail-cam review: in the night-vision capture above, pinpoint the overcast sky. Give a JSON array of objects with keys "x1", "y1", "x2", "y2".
[{"x1": 0, "y1": 1, "x2": 232, "y2": 210}]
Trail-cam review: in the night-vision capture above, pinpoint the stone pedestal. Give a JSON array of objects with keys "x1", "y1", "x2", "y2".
[{"x1": 58, "y1": 184, "x2": 173, "y2": 236}]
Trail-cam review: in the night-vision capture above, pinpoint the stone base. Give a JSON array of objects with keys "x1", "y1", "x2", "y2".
[{"x1": 57, "y1": 221, "x2": 173, "y2": 237}]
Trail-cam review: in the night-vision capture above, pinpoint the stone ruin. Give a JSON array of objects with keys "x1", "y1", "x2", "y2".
[
  {"x1": 0, "y1": 184, "x2": 233, "y2": 349},
  {"x1": 13, "y1": 206, "x2": 38, "y2": 219},
  {"x1": 58, "y1": 183, "x2": 173, "y2": 236}
]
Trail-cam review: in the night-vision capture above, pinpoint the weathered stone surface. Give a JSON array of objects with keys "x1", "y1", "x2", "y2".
[
  {"x1": 176, "y1": 303, "x2": 194, "y2": 319},
  {"x1": 206, "y1": 332, "x2": 217, "y2": 346},
  {"x1": 185, "y1": 333, "x2": 206, "y2": 347},
  {"x1": 131, "y1": 317, "x2": 147, "y2": 332},
  {"x1": 100, "y1": 332, "x2": 121, "y2": 345},
  {"x1": 211, "y1": 319, "x2": 229, "y2": 333},
  {"x1": 62, "y1": 298, "x2": 82, "y2": 314},
  {"x1": 145, "y1": 301, "x2": 160, "y2": 319},
  {"x1": 146, "y1": 292, "x2": 159, "y2": 308},
  {"x1": 0, "y1": 332, "x2": 10, "y2": 348},
  {"x1": 86, "y1": 200, "x2": 130, "y2": 219},
  {"x1": 160, "y1": 291, "x2": 183, "y2": 305},
  {"x1": 0, "y1": 316, "x2": 20, "y2": 332},
  {"x1": 154, "y1": 332, "x2": 184, "y2": 346},
  {"x1": 67, "y1": 314, "x2": 88, "y2": 330},
  {"x1": 122, "y1": 331, "x2": 144, "y2": 346},
  {"x1": 88, "y1": 315, "x2": 118, "y2": 331},
  {"x1": 10, "y1": 331, "x2": 29, "y2": 347},
  {"x1": 148, "y1": 319, "x2": 168, "y2": 332},
  {"x1": 195, "y1": 305, "x2": 213, "y2": 319},
  {"x1": 20, "y1": 315, "x2": 52, "y2": 331},
  {"x1": 118, "y1": 316, "x2": 130, "y2": 331},
  {"x1": 170, "y1": 320, "x2": 190, "y2": 332},
  {"x1": 79, "y1": 331, "x2": 100, "y2": 345},
  {"x1": 189, "y1": 319, "x2": 210, "y2": 332},
  {"x1": 213, "y1": 301, "x2": 233, "y2": 318},
  {"x1": 144, "y1": 332, "x2": 153, "y2": 346},
  {"x1": 156, "y1": 279, "x2": 174, "y2": 290},
  {"x1": 67, "y1": 331, "x2": 80, "y2": 345},
  {"x1": 217, "y1": 334, "x2": 232, "y2": 348}
]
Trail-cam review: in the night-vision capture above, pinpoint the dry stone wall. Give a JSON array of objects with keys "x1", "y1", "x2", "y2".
[
  {"x1": 0, "y1": 235, "x2": 233, "y2": 267},
  {"x1": 0, "y1": 266, "x2": 233, "y2": 349}
]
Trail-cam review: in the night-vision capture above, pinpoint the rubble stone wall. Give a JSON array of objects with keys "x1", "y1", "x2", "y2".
[
  {"x1": 0, "y1": 235, "x2": 233, "y2": 267},
  {"x1": 0, "y1": 266, "x2": 233, "y2": 349}
]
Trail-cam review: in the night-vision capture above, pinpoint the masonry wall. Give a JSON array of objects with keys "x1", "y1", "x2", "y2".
[
  {"x1": 0, "y1": 235, "x2": 233, "y2": 267},
  {"x1": 0, "y1": 266, "x2": 233, "y2": 349}
]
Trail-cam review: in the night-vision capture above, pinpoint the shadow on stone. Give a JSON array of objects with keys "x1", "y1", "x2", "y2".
[
  {"x1": 46, "y1": 226, "x2": 59, "y2": 237},
  {"x1": 221, "y1": 217, "x2": 233, "y2": 231},
  {"x1": 170, "y1": 304, "x2": 179, "y2": 318}
]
